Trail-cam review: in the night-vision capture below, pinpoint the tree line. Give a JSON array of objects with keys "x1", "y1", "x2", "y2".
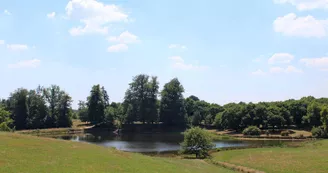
[
  {"x1": 0, "y1": 85, "x2": 73, "y2": 131},
  {"x1": 0, "y1": 74, "x2": 327, "y2": 137}
]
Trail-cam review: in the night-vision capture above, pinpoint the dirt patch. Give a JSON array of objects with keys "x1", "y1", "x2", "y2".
[{"x1": 208, "y1": 159, "x2": 265, "y2": 173}]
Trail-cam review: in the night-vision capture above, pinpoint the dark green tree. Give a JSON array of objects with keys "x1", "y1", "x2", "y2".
[
  {"x1": 57, "y1": 93, "x2": 73, "y2": 127},
  {"x1": 304, "y1": 102, "x2": 322, "y2": 127},
  {"x1": 26, "y1": 87, "x2": 47, "y2": 129},
  {"x1": 87, "y1": 85, "x2": 106, "y2": 124},
  {"x1": 10, "y1": 88, "x2": 29, "y2": 130},
  {"x1": 43, "y1": 85, "x2": 62, "y2": 128},
  {"x1": 160, "y1": 78, "x2": 187, "y2": 126}
]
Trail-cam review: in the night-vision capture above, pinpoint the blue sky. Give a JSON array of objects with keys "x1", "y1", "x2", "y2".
[{"x1": 1, "y1": 0, "x2": 328, "y2": 108}]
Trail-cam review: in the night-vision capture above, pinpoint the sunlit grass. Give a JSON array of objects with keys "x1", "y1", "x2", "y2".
[
  {"x1": 0, "y1": 132, "x2": 234, "y2": 173},
  {"x1": 212, "y1": 140, "x2": 328, "y2": 173}
]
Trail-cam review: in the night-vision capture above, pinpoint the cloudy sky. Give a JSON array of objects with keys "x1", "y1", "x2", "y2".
[{"x1": 1, "y1": 0, "x2": 328, "y2": 108}]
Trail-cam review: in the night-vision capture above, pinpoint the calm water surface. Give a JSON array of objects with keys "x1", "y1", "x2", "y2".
[{"x1": 55, "y1": 131, "x2": 286, "y2": 153}]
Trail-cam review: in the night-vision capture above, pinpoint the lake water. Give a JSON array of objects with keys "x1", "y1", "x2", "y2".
[{"x1": 54, "y1": 131, "x2": 286, "y2": 153}]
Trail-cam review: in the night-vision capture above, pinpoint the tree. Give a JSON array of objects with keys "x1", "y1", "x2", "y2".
[
  {"x1": 180, "y1": 127, "x2": 215, "y2": 158},
  {"x1": 288, "y1": 100, "x2": 307, "y2": 128},
  {"x1": 87, "y1": 85, "x2": 106, "y2": 124},
  {"x1": 320, "y1": 106, "x2": 328, "y2": 132},
  {"x1": 10, "y1": 88, "x2": 29, "y2": 130},
  {"x1": 160, "y1": 78, "x2": 187, "y2": 126},
  {"x1": 26, "y1": 88, "x2": 47, "y2": 129},
  {"x1": 145, "y1": 76, "x2": 159, "y2": 124},
  {"x1": 185, "y1": 97, "x2": 196, "y2": 117},
  {"x1": 57, "y1": 93, "x2": 73, "y2": 127},
  {"x1": 304, "y1": 102, "x2": 322, "y2": 127},
  {"x1": 77, "y1": 101, "x2": 89, "y2": 122},
  {"x1": 253, "y1": 103, "x2": 268, "y2": 128},
  {"x1": 267, "y1": 106, "x2": 286, "y2": 130},
  {"x1": 188, "y1": 95, "x2": 200, "y2": 102},
  {"x1": 123, "y1": 74, "x2": 159, "y2": 124},
  {"x1": 0, "y1": 107, "x2": 13, "y2": 131},
  {"x1": 204, "y1": 114, "x2": 214, "y2": 126},
  {"x1": 43, "y1": 85, "x2": 62, "y2": 128},
  {"x1": 191, "y1": 111, "x2": 201, "y2": 126}
]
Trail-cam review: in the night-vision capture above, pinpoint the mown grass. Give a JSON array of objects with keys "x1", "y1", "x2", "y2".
[
  {"x1": 0, "y1": 132, "x2": 234, "y2": 173},
  {"x1": 212, "y1": 139, "x2": 328, "y2": 173}
]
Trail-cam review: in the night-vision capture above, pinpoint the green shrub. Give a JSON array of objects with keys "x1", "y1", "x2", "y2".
[
  {"x1": 281, "y1": 130, "x2": 290, "y2": 136},
  {"x1": 311, "y1": 126, "x2": 327, "y2": 138},
  {"x1": 242, "y1": 126, "x2": 261, "y2": 136},
  {"x1": 180, "y1": 127, "x2": 215, "y2": 158},
  {"x1": 0, "y1": 122, "x2": 12, "y2": 131}
]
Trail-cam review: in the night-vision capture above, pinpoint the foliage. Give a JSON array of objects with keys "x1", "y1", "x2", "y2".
[
  {"x1": 0, "y1": 107, "x2": 13, "y2": 131},
  {"x1": 2, "y1": 85, "x2": 73, "y2": 130},
  {"x1": 242, "y1": 126, "x2": 261, "y2": 136},
  {"x1": 87, "y1": 85, "x2": 107, "y2": 125},
  {"x1": 77, "y1": 101, "x2": 88, "y2": 122},
  {"x1": 280, "y1": 130, "x2": 290, "y2": 136},
  {"x1": 180, "y1": 127, "x2": 215, "y2": 158},
  {"x1": 160, "y1": 78, "x2": 187, "y2": 126},
  {"x1": 311, "y1": 126, "x2": 327, "y2": 138},
  {"x1": 123, "y1": 74, "x2": 159, "y2": 124}
]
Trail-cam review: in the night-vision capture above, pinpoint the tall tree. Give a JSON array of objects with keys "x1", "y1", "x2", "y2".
[
  {"x1": 159, "y1": 78, "x2": 187, "y2": 126},
  {"x1": 321, "y1": 106, "x2": 328, "y2": 132},
  {"x1": 304, "y1": 102, "x2": 322, "y2": 127},
  {"x1": 145, "y1": 76, "x2": 159, "y2": 124},
  {"x1": 27, "y1": 87, "x2": 47, "y2": 129},
  {"x1": 87, "y1": 85, "x2": 106, "y2": 124},
  {"x1": 77, "y1": 101, "x2": 88, "y2": 122},
  {"x1": 43, "y1": 85, "x2": 62, "y2": 128},
  {"x1": 57, "y1": 93, "x2": 73, "y2": 127},
  {"x1": 123, "y1": 74, "x2": 159, "y2": 124},
  {"x1": 10, "y1": 88, "x2": 29, "y2": 130}
]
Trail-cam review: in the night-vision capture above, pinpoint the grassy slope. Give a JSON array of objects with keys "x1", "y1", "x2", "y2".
[
  {"x1": 212, "y1": 140, "x2": 328, "y2": 173},
  {"x1": 0, "y1": 133, "x2": 233, "y2": 173}
]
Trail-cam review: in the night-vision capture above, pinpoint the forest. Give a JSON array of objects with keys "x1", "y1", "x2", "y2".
[{"x1": 1, "y1": 74, "x2": 328, "y2": 137}]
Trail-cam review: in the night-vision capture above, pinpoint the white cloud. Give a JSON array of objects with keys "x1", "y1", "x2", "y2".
[
  {"x1": 107, "y1": 31, "x2": 139, "y2": 44},
  {"x1": 8, "y1": 59, "x2": 41, "y2": 69},
  {"x1": 6, "y1": 44, "x2": 28, "y2": 51},
  {"x1": 169, "y1": 56, "x2": 209, "y2": 71},
  {"x1": 0, "y1": 40, "x2": 4, "y2": 45},
  {"x1": 169, "y1": 56, "x2": 184, "y2": 62},
  {"x1": 4, "y1": 10, "x2": 11, "y2": 15},
  {"x1": 169, "y1": 44, "x2": 187, "y2": 50},
  {"x1": 273, "y1": 0, "x2": 328, "y2": 11},
  {"x1": 286, "y1": 65, "x2": 303, "y2": 73},
  {"x1": 251, "y1": 69, "x2": 266, "y2": 75},
  {"x1": 47, "y1": 12, "x2": 56, "y2": 19},
  {"x1": 273, "y1": 13, "x2": 328, "y2": 38},
  {"x1": 268, "y1": 53, "x2": 294, "y2": 64},
  {"x1": 107, "y1": 43, "x2": 128, "y2": 52},
  {"x1": 66, "y1": 0, "x2": 128, "y2": 36},
  {"x1": 270, "y1": 66, "x2": 302, "y2": 73},
  {"x1": 300, "y1": 57, "x2": 328, "y2": 70},
  {"x1": 270, "y1": 67, "x2": 285, "y2": 73}
]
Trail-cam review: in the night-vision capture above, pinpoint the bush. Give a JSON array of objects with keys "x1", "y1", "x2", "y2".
[
  {"x1": 311, "y1": 126, "x2": 327, "y2": 138},
  {"x1": 180, "y1": 127, "x2": 215, "y2": 158},
  {"x1": 0, "y1": 122, "x2": 12, "y2": 131},
  {"x1": 242, "y1": 126, "x2": 261, "y2": 136},
  {"x1": 281, "y1": 130, "x2": 290, "y2": 136}
]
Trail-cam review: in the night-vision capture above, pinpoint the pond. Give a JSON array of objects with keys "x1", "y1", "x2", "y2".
[{"x1": 53, "y1": 131, "x2": 290, "y2": 153}]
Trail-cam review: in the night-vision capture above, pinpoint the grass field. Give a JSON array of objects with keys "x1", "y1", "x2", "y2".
[
  {"x1": 0, "y1": 132, "x2": 234, "y2": 173},
  {"x1": 212, "y1": 139, "x2": 328, "y2": 173}
]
